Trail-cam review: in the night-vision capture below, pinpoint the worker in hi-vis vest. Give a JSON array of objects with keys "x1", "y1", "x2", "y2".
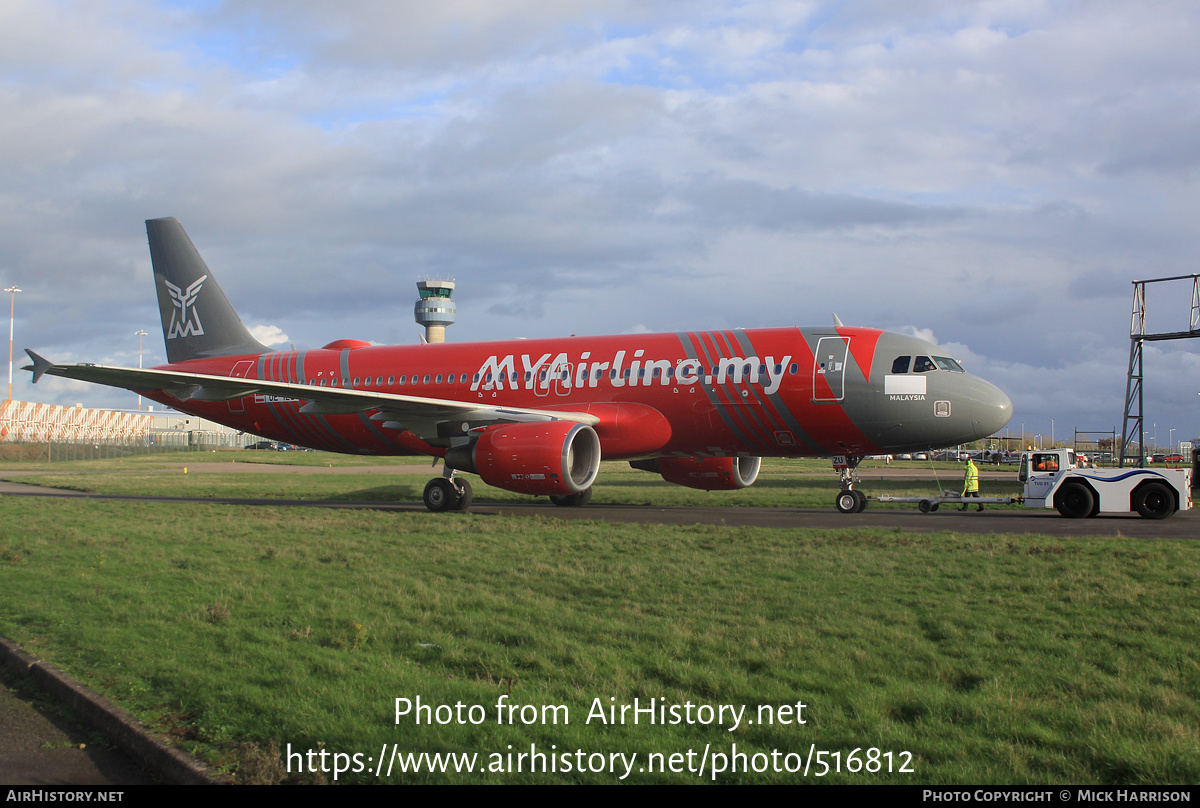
[{"x1": 960, "y1": 456, "x2": 983, "y2": 512}]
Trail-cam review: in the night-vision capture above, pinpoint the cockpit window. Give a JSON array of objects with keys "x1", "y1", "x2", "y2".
[
  {"x1": 913, "y1": 356, "x2": 937, "y2": 373},
  {"x1": 933, "y1": 356, "x2": 964, "y2": 372},
  {"x1": 892, "y1": 356, "x2": 911, "y2": 374}
]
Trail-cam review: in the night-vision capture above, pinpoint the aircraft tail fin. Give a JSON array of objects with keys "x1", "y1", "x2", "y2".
[{"x1": 147, "y1": 218, "x2": 269, "y2": 364}]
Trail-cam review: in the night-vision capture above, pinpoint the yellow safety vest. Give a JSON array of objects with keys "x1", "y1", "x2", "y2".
[{"x1": 963, "y1": 461, "x2": 979, "y2": 494}]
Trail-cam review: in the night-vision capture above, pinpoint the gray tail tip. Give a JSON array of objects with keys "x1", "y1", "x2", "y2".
[
  {"x1": 23, "y1": 349, "x2": 52, "y2": 383},
  {"x1": 832, "y1": 313, "x2": 845, "y2": 327}
]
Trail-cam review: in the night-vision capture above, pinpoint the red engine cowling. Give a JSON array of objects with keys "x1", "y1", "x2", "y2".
[
  {"x1": 639, "y1": 456, "x2": 761, "y2": 491},
  {"x1": 452, "y1": 421, "x2": 601, "y2": 496}
]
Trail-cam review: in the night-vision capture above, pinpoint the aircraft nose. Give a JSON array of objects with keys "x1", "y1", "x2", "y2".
[{"x1": 971, "y1": 378, "x2": 1013, "y2": 439}]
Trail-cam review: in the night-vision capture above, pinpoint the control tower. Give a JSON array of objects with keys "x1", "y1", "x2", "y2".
[{"x1": 414, "y1": 279, "x2": 456, "y2": 343}]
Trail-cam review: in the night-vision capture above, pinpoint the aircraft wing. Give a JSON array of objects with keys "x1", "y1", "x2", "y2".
[{"x1": 23, "y1": 350, "x2": 599, "y2": 438}]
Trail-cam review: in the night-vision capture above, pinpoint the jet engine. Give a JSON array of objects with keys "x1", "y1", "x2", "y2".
[
  {"x1": 631, "y1": 456, "x2": 761, "y2": 491},
  {"x1": 445, "y1": 421, "x2": 601, "y2": 496}
]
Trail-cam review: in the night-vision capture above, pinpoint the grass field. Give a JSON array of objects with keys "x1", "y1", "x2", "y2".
[{"x1": 1, "y1": 467, "x2": 1198, "y2": 784}]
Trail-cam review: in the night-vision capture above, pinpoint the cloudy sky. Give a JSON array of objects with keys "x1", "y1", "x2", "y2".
[{"x1": 3, "y1": 0, "x2": 1200, "y2": 450}]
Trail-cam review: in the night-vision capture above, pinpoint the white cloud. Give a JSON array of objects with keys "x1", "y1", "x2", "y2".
[{"x1": 249, "y1": 324, "x2": 290, "y2": 346}]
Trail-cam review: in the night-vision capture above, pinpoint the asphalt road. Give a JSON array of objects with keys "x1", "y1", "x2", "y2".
[
  {"x1": 0, "y1": 665, "x2": 158, "y2": 786},
  {"x1": 1, "y1": 473, "x2": 1196, "y2": 539}
]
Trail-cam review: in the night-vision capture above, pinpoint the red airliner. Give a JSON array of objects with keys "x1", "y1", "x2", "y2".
[{"x1": 26, "y1": 218, "x2": 1012, "y2": 512}]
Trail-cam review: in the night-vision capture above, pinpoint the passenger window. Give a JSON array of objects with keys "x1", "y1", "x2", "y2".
[
  {"x1": 435, "y1": 374, "x2": 443, "y2": 384},
  {"x1": 892, "y1": 356, "x2": 911, "y2": 374},
  {"x1": 913, "y1": 356, "x2": 936, "y2": 373}
]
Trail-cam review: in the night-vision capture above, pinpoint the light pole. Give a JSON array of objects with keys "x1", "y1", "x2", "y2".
[
  {"x1": 5, "y1": 286, "x2": 20, "y2": 401},
  {"x1": 1051, "y1": 418, "x2": 1055, "y2": 448},
  {"x1": 135, "y1": 329, "x2": 148, "y2": 410}
]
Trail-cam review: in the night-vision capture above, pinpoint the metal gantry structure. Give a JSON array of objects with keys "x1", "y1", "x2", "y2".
[{"x1": 1120, "y1": 274, "x2": 1200, "y2": 467}]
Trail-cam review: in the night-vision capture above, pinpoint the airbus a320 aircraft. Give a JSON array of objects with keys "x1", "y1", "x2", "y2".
[{"x1": 26, "y1": 218, "x2": 1012, "y2": 513}]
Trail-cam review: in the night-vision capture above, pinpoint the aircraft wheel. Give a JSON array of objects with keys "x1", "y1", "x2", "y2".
[
  {"x1": 423, "y1": 478, "x2": 457, "y2": 512},
  {"x1": 451, "y1": 478, "x2": 474, "y2": 511},
  {"x1": 1055, "y1": 482, "x2": 1094, "y2": 519},
  {"x1": 918, "y1": 499, "x2": 932, "y2": 514},
  {"x1": 1134, "y1": 483, "x2": 1173, "y2": 520},
  {"x1": 835, "y1": 490, "x2": 858, "y2": 514},
  {"x1": 854, "y1": 490, "x2": 868, "y2": 513},
  {"x1": 550, "y1": 487, "x2": 593, "y2": 507}
]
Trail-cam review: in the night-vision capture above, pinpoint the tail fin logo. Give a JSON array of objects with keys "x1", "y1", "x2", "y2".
[{"x1": 165, "y1": 276, "x2": 207, "y2": 339}]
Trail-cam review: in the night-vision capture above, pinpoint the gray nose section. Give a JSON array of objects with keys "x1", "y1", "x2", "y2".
[{"x1": 970, "y1": 379, "x2": 1013, "y2": 439}]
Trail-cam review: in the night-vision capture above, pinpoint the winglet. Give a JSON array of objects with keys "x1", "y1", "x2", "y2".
[
  {"x1": 832, "y1": 313, "x2": 844, "y2": 327},
  {"x1": 23, "y1": 349, "x2": 53, "y2": 384}
]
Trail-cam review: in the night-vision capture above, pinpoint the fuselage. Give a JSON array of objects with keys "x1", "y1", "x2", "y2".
[{"x1": 144, "y1": 325, "x2": 1012, "y2": 459}]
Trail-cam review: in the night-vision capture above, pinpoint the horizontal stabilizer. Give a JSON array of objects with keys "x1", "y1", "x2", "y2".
[{"x1": 23, "y1": 349, "x2": 53, "y2": 384}]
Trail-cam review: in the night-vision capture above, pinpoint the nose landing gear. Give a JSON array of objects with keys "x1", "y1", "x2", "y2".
[{"x1": 833, "y1": 454, "x2": 868, "y2": 513}]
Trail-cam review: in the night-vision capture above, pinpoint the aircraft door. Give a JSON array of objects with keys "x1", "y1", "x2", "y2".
[
  {"x1": 228, "y1": 359, "x2": 255, "y2": 414},
  {"x1": 554, "y1": 362, "x2": 573, "y2": 396},
  {"x1": 812, "y1": 336, "x2": 849, "y2": 402}
]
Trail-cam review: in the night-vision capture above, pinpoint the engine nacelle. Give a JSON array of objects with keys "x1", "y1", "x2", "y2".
[
  {"x1": 446, "y1": 421, "x2": 601, "y2": 496},
  {"x1": 632, "y1": 456, "x2": 761, "y2": 491}
]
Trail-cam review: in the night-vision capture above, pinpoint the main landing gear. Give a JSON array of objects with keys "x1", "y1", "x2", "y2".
[
  {"x1": 423, "y1": 472, "x2": 473, "y2": 512},
  {"x1": 833, "y1": 454, "x2": 868, "y2": 514},
  {"x1": 420, "y1": 464, "x2": 594, "y2": 512}
]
